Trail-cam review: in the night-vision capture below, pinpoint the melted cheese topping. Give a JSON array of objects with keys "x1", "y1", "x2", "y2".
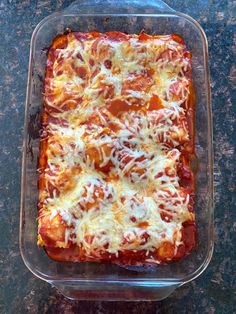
[{"x1": 38, "y1": 32, "x2": 194, "y2": 262}]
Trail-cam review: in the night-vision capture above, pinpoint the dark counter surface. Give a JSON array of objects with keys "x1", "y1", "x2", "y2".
[{"x1": 0, "y1": 0, "x2": 235, "y2": 313}]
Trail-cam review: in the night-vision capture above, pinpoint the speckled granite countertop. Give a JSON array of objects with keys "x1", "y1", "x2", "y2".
[{"x1": 0, "y1": 0, "x2": 235, "y2": 313}]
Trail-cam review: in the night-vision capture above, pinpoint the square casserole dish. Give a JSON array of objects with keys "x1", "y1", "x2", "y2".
[{"x1": 20, "y1": 0, "x2": 213, "y2": 301}]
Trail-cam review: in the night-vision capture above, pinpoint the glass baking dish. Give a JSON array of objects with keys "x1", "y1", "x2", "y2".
[{"x1": 20, "y1": 0, "x2": 214, "y2": 301}]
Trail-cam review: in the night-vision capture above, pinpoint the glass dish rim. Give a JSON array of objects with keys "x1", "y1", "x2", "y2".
[{"x1": 20, "y1": 8, "x2": 214, "y2": 286}]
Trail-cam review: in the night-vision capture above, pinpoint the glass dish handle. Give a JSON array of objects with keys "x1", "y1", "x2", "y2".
[{"x1": 64, "y1": 0, "x2": 175, "y2": 14}]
